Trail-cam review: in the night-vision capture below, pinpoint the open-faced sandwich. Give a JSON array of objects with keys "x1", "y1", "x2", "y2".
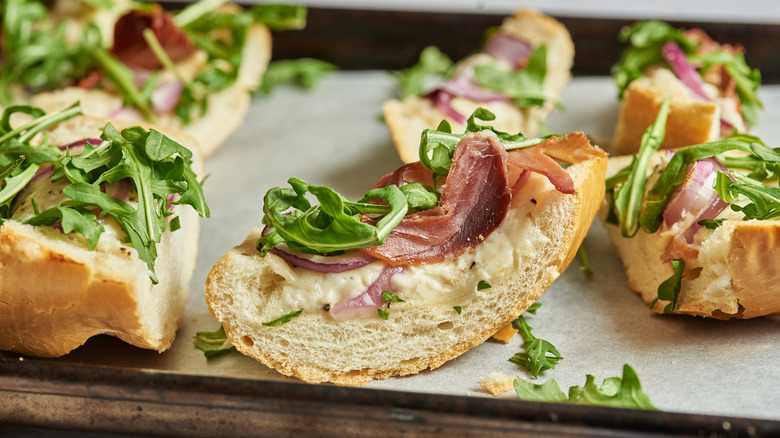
[
  {"x1": 205, "y1": 109, "x2": 607, "y2": 385},
  {"x1": 0, "y1": 0, "x2": 305, "y2": 156},
  {"x1": 0, "y1": 104, "x2": 209, "y2": 357},
  {"x1": 383, "y1": 8, "x2": 574, "y2": 164},
  {"x1": 611, "y1": 20, "x2": 762, "y2": 155},
  {"x1": 604, "y1": 98, "x2": 780, "y2": 319}
]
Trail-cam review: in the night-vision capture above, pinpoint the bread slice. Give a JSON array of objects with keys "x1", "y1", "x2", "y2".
[
  {"x1": 383, "y1": 9, "x2": 574, "y2": 164},
  {"x1": 205, "y1": 134, "x2": 606, "y2": 385},
  {"x1": 602, "y1": 154, "x2": 780, "y2": 319},
  {"x1": 28, "y1": 18, "x2": 271, "y2": 158},
  {"x1": 611, "y1": 70, "x2": 721, "y2": 155},
  {"x1": 0, "y1": 116, "x2": 203, "y2": 357}
]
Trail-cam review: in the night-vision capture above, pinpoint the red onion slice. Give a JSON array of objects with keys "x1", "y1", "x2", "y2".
[
  {"x1": 439, "y1": 76, "x2": 513, "y2": 103},
  {"x1": 425, "y1": 89, "x2": 466, "y2": 124},
  {"x1": 151, "y1": 80, "x2": 184, "y2": 114},
  {"x1": 330, "y1": 264, "x2": 405, "y2": 320},
  {"x1": 662, "y1": 41, "x2": 710, "y2": 102},
  {"x1": 262, "y1": 226, "x2": 378, "y2": 273},
  {"x1": 663, "y1": 158, "x2": 732, "y2": 243},
  {"x1": 484, "y1": 32, "x2": 532, "y2": 69}
]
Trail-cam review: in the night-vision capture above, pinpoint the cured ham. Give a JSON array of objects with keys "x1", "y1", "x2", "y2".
[
  {"x1": 361, "y1": 131, "x2": 512, "y2": 265},
  {"x1": 111, "y1": 5, "x2": 196, "y2": 70}
]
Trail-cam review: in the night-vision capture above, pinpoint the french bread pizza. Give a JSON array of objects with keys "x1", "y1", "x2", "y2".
[
  {"x1": 0, "y1": 105, "x2": 209, "y2": 357},
  {"x1": 611, "y1": 21, "x2": 762, "y2": 155},
  {"x1": 1, "y1": 0, "x2": 305, "y2": 156},
  {"x1": 604, "y1": 98, "x2": 780, "y2": 319},
  {"x1": 383, "y1": 8, "x2": 574, "y2": 164},
  {"x1": 205, "y1": 109, "x2": 607, "y2": 385}
]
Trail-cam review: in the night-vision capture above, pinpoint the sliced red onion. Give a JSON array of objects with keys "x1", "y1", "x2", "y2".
[
  {"x1": 439, "y1": 76, "x2": 513, "y2": 103},
  {"x1": 425, "y1": 89, "x2": 466, "y2": 124},
  {"x1": 261, "y1": 226, "x2": 378, "y2": 273},
  {"x1": 663, "y1": 158, "x2": 732, "y2": 243},
  {"x1": 511, "y1": 168, "x2": 530, "y2": 194},
  {"x1": 271, "y1": 246, "x2": 378, "y2": 273},
  {"x1": 484, "y1": 32, "x2": 532, "y2": 69},
  {"x1": 105, "y1": 179, "x2": 132, "y2": 203},
  {"x1": 330, "y1": 264, "x2": 405, "y2": 320},
  {"x1": 151, "y1": 80, "x2": 184, "y2": 114},
  {"x1": 662, "y1": 41, "x2": 709, "y2": 102}
]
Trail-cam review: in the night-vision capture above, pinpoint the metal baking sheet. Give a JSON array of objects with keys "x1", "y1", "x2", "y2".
[{"x1": 1, "y1": 73, "x2": 779, "y2": 434}]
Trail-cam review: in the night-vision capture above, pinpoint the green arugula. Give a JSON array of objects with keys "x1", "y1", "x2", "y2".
[
  {"x1": 577, "y1": 244, "x2": 593, "y2": 278},
  {"x1": 611, "y1": 20, "x2": 694, "y2": 99},
  {"x1": 509, "y1": 303, "x2": 562, "y2": 378},
  {"x1": 608, "y1": 96, "x2": 671, "y2": 237},
  {"x1": 194, "y1": 324, "x2": 237, "y2": 358},
  {"x1": 392, "y1": 46, "x2": 454, "y2": 98},
  {"x1": 453, "y1": 306, "x2": 463, "y2": 315},
  {"x1": 382, "y1": 290, "x2": 405, "y2": 303},
  {"x1": 262, "y1": 309, "x2": 303, "y2": 326},
  {"x1": 377, "y1": 308, "x2": 390, "y2": 320},
  {"x1": 650, "y1": 259, "x2": 685, "y2": 313},
  {"x1": 175, "y1": 3, "x2": 308, "y2": 124},
  {"x1": 477, "y1": 280, "x2": 491, "y2": 291},
  {"x1": 474, "y1": 45, "x2": 561, "y2": 109},
  {"x1": 419, "y1": 108, "x2": 548, "y2": 182},
  {"x1": 612, "y1": 20, "x2": 762, "y2": 126},
  {"x1": 257, "y1": 59, "x2": 337, "y2": 95},
  {"x1": 0, "y1": 0, "x2": 104, "y2": 105},
  {"x1": 514, "y1": 364, "x2": 658, "y2": 410}
]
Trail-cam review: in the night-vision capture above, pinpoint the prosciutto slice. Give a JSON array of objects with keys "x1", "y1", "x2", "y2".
[
  {"x1": 361, "y1": 132, "x2": 512, "y2": 265},
  {"x1": 111, "y1": 5, "x2": 196, "y2": 70}
]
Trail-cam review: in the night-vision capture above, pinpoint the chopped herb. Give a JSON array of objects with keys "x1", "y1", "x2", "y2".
[
  {"x1": 382, "y1": 290, "x2": 405, "y2": 303},
  {"x1": 262, "y1": 309, "x2": 303, "y2": 326},
  {"x1": 194, "y1": 324, "x2": 236, "y2": 358},
  {"x1": 477, "y1": 280, "x2": 491, "y2": 291},
  {"x1": 453, "y1": 306, "x2": 463, "y2": 315},
  {"x1": 514, "y1": 364, "x2": 659, "y2": 410},
  {"x1": 651, "y1": 259, "x2": 685, "y2": 314},
  {"x1": 377, "y1": 308, "x2": 390, "y2": 320}
]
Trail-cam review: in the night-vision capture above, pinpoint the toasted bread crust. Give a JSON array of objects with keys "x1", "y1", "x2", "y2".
[
  {"x1": 383, "y1": 9, "x2": 574, "y2": 164},
  {"x1": 602, "y1": 155, "x2": 780, "y2": 319},
  {"x1": 0, "y1": 116, "x2": 202, "y2": 357},
  {"x1": 205, "y1": 139, "x2": 606, "y2": 385},
  {"x1": 612, "y1": 79, "x2": 720, "y2": 155}
]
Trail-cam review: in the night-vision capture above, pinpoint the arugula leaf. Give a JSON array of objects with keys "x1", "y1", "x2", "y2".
[
  {"x1": 392, "y1": 46, "x2": 453, "y2": 98},
  {"x1": 525, "y1": 302, "x2": 542, "y2": 315},
  {"x1": 514, "y1": 364, "x2": 659, "y2": 410},
  {"x1": 611, "y1": 96, "x2": 671, "y2": 237},
  {"x1": 714, "y1": 171, "x2": 780, "y2": 220},
  {"x1": 650, "y1": 259, "x2": 685, "y2": 314},
  {"x1": 474, "y1": 45, "x2": 561, "y2": 109},
  {"x1": 250, "y1": 4, "x2": 307, "y2": 31},
  {"x1": 263, "y1": 309, "x2": 302, "y2": 326},
  {"x1": 377, "y1": 308, "x2": 390, "y2": 320},
  {"x1": 25, "y1": 206, "x2": 105, "y2": 250},
  {"x1": 194, "y1": 324, "x2": 237, "y2": 358},
  {"x1": 577, "y1": 244, "x2": 593, "y2": 278},
  {"x1": 611, "y1": 20, "x2": 695, "y2": 98},
  {"x1": 382, "y1": 290, "x2": 405, "y2": 303},
  {"x1": 510, "y1": 306, "x2": 562, "y2": 378},
  {"x1": 258, "y1": 177, "x2": 411, "y2": 254},
  {"x1": 258, "y1": 59, "x2": 337, "y2": 95}
]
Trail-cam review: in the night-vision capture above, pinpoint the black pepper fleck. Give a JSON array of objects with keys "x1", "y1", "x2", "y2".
[
  {"x1": 470, "y1": 261, "x2": 476, "y2": 270},
  {"x1": 531, "y1": 199, "x2": 537, "y2": 204},
  {"x1": 322, "y1": 304, "x2": 330, "y2": 312}
]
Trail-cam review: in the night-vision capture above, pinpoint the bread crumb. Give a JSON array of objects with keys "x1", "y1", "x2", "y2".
[
  {"x1": 480, "y1": 372, "x2": 520, "y2": 396},
  {"x1": 491, "y1": 323, "x2": 518, "y2": 344}
]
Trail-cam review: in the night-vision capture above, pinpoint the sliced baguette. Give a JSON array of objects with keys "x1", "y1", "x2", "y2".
[
  {"x1": 28, "y1": 15, "x2": 271, "y2": 158},
  {"x1": 383, "y1": 9, "x2": 574, "y2": 164},
  {"x1": 611, "y1": 70, "x2": 721, "y2": 155},
  {"x1": 0, "y1": 116, "x2": 203, "y2": 357},
  {"x1": 205, "y1": 133, "x2": 606, "y2": 385},
  {"x1": 602, "y1": 154, "x2": 780, "y2": 319}
]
